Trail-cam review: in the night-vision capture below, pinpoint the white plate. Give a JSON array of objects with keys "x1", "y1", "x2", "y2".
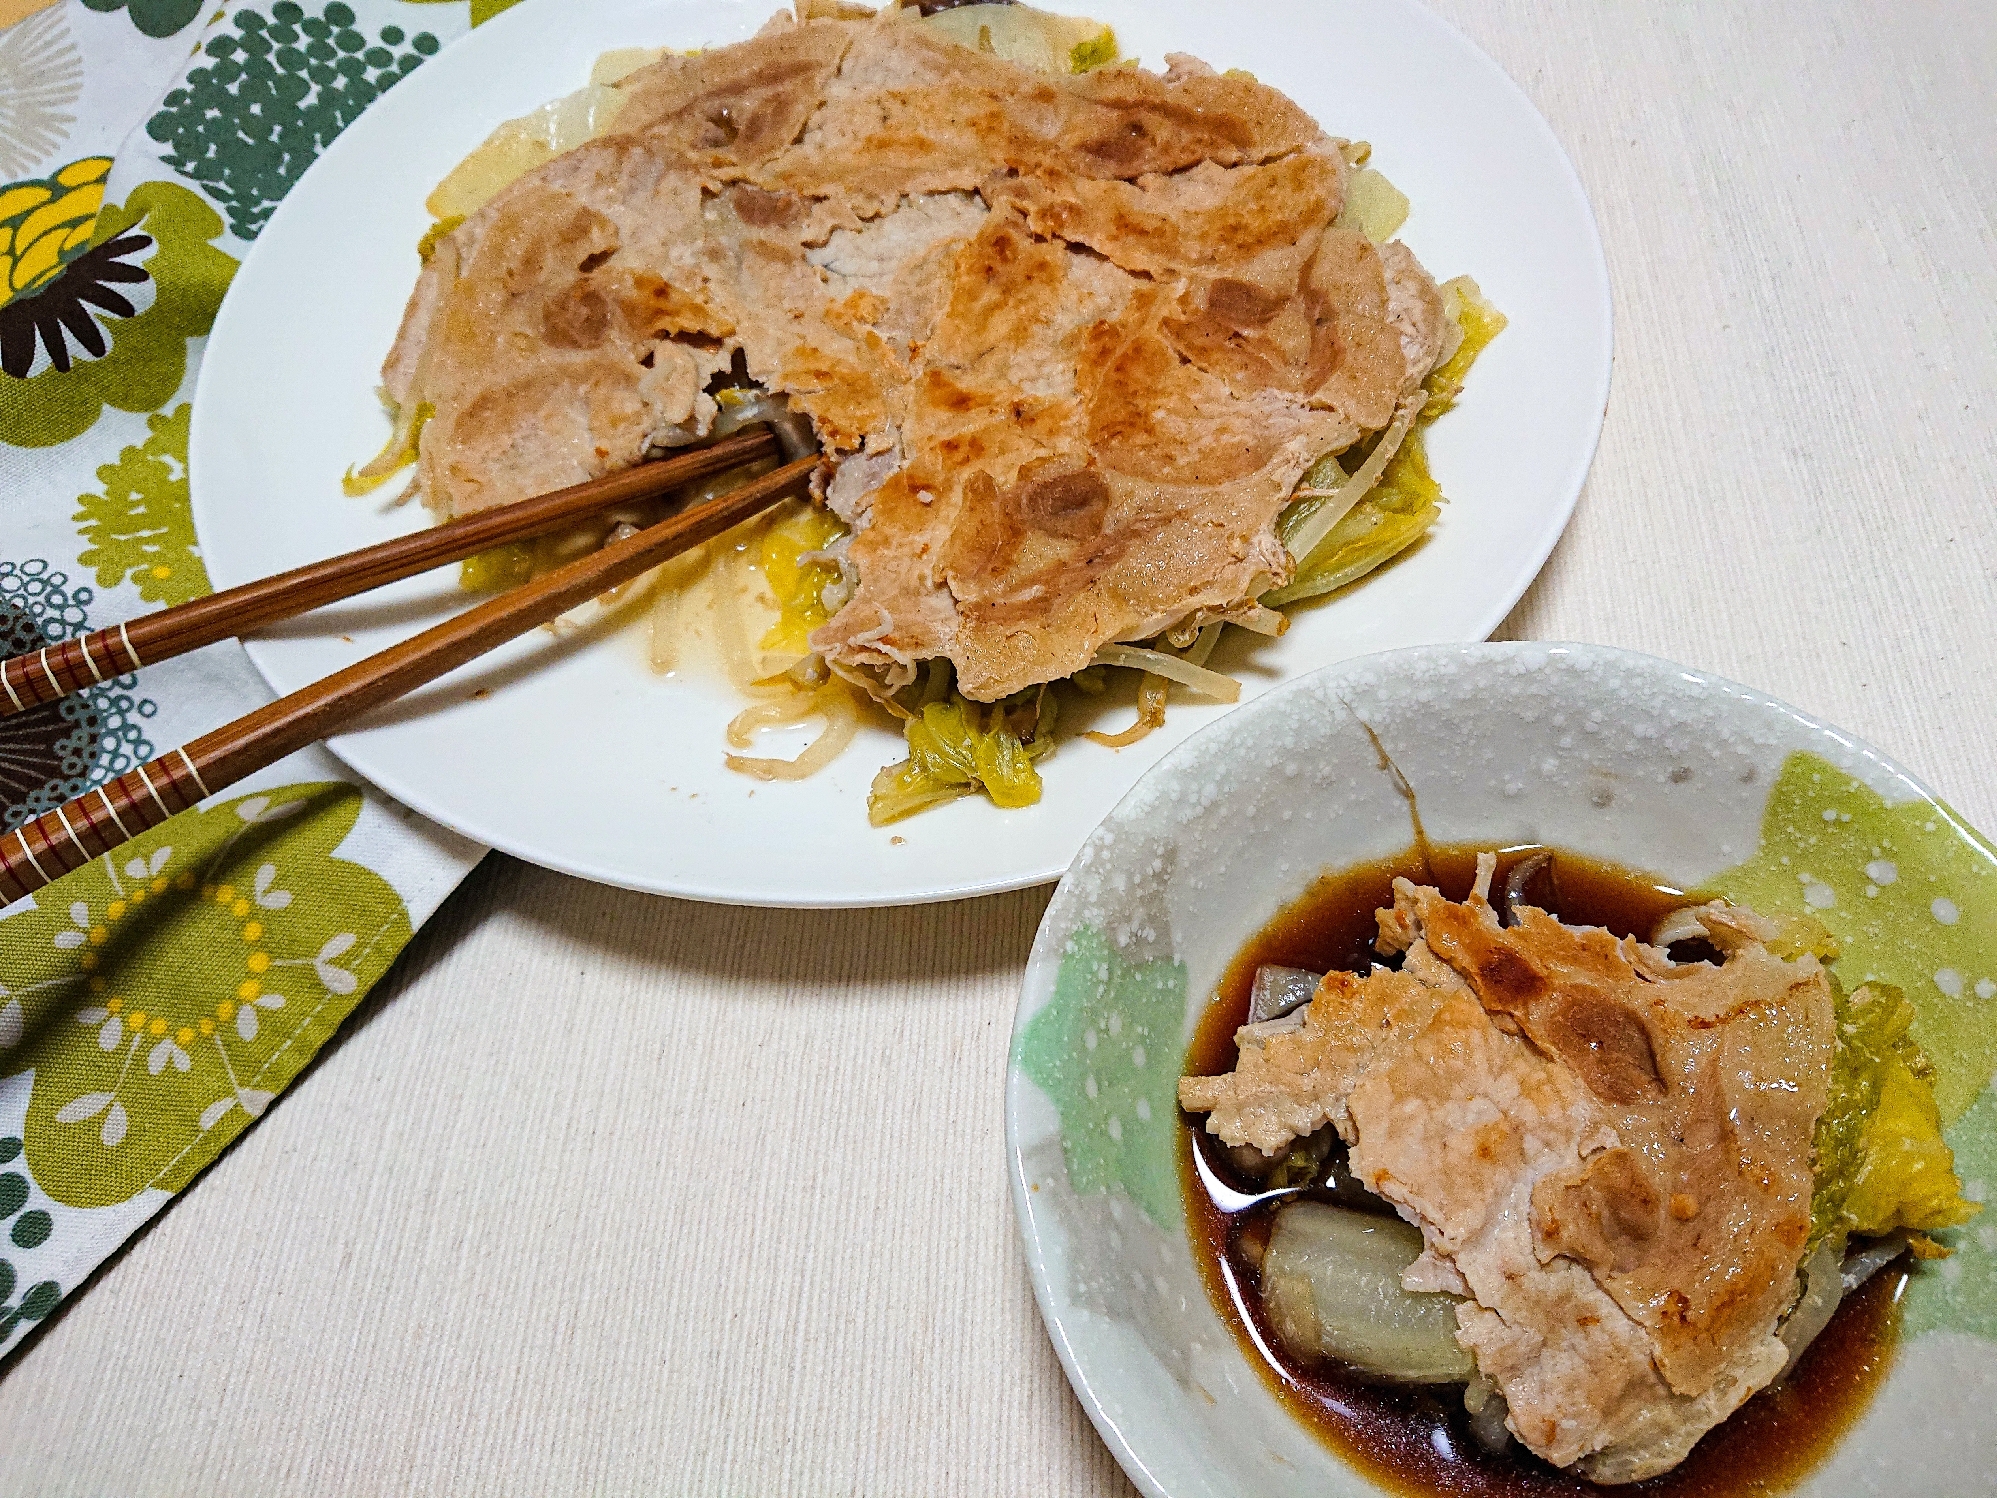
[
  {"x1": 1008, "y1": 641, "x2": 1997, "y2": 1497},
  {"x1": 190, "y1": 0, "x2": 1612, "y2": 907}
]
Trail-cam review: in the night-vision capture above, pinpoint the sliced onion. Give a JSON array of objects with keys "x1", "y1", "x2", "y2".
[
  {"x1": 1084, "y1": 672, "x2": 1167, "y2": 748},
  {"x1": 724, "y1": 685, "x2": 859, "y2": 781},
  {"x1": 1464, "y1": 1374, "x2": 1513, "y2": 1454},
  {"x1": 1842, "y1": 1234, "x2": 1911, "y2": 1294},
  {"x1": 1093, "y1": 644, "x2": 1240, "y2": 702},
  {"x1": 1282, "y1": 393, "x2": 1421, "y2": 567},
  {"x1": 1777, "y1": 1233, "x2": 1915, "y2": 1385},
  {"x1": 1777, "y1": 1238, "x2": 1844, "y2": 1377},
  {"x1": 1650, "y1": 906, "x2": 1712, "y2": 948},
  {"x1": 1497, "y1": 850, "x2": 1553, "y2": 926}
]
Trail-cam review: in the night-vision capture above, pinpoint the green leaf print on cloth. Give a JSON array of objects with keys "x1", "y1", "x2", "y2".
[
  {"x1": 0, "y1": 1135, "x2": 61, "y2": 1344},
  {"x1": 0, "y1": 0, "x2": 484, "y2": 1370},
  {"x1": 146, "y1": 3, "x2": 441, "y2": 241},
  {"x1": 0, "y1": 176, "x2": 237, "y2": 449},
  {"x1": 75, "y1": 0, "x2": 205, "y2": 40},
  {"x1": 73, "y1": 403, "x2": 211, "y2": 606},
  {"x1": 1016, "y1": 927, "x2": 1188, "y2": 1228},
  {"x1": 469, "y1": 0, "x2": 525, "y2": 25},
  {"x1": 3, "y1": 783, "x2": 412, "y2": 1209}
]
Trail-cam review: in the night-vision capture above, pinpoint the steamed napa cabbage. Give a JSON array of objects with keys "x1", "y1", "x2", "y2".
[
  {"x1": 344, "y1": 399, "x2": 434, "y2": 496},
  {"x1": 868, "y1": 690, "x2": 1057, "y2": 825},
  {"x1": 425, "y1": 82, "x2": 632, "y2": 222},
  {"x1": 1262, "y1": 1202, "x2": 1475, "y2": 1383},
  {"x1": 918, "y1": 3, "x2": 1118, "y2": 75},
  {"x1": 1422, "y1": 276, "x2": 1508, "y2": 421},
  {"x1": 459, "y1": 539, "x2": 537, "y2": 592},
  {"x1": 1338, "y1": 168, "x2": 1411, "y2": 244},
  {"x1": 757, "y1": 502, "x2": 847, "y2": 660},
  {"x1": 1264, "y1": 426, "x2": 1444, "y2": 606},
  {"x1": 1267, "y1": 275, "x2": 1504, "y2": 607},
  {"x1": 1810, "y1": 980, "x2": 1978, "y2": 1251}
]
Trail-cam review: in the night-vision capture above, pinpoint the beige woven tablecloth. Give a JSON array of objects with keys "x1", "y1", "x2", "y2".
[{"x1": 3, "y1": 0, "x2": 1994, "y2": 1491}]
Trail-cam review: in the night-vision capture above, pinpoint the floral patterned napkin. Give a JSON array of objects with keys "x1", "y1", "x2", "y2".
[{"x1": 0, "y1": 0, "x2": 522, "y2": 1359}]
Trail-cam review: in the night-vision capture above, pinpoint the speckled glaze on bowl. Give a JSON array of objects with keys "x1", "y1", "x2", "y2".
[{"x1": 1006, "y1": 642, "x2": 1997, "y2": 1498}]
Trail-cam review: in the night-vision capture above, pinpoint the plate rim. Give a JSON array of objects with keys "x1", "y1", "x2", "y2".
[{"x1": 189, "y1": 0, "x2": 1615, "y2": 908}]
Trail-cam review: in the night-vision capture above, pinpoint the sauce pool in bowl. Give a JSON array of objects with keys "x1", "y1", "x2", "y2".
[{"x1": 1180, "y1": 843, "x2": 1905, "y2": 1497}]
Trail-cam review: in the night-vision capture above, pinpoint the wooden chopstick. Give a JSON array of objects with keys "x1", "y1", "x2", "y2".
[
  {"x1": 0, "y1": 455, "x2": 819, "y2": 903},
  {"x1": 0, "y1": 426, "x2": 780, "y2": 718}
]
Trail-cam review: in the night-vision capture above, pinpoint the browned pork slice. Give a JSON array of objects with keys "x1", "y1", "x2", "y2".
[
  {"x1": 380, "y1": 11, "x2": 1453, "y2": 700},
  {"x1": 1179, "y1": 866, "x2": 1835, "y2": 1482}
]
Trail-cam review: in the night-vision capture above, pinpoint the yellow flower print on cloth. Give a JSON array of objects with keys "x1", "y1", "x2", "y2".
[
  {"x1": 73, "y1": 403, "x2": 213, "y2": 607},
  {"x1": 0, "y1": 171, "x2": 236, "y2": 449},
  {"x1": 1, "y1": 783, "x2": 410, "y2": 1208},
  {"x1": 0, "y1": 156, "x2": 110, "y2": 310}
]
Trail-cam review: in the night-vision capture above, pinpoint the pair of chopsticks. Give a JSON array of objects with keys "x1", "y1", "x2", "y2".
[{"x1": 0, "y1": 426, "x2": 818, "y2": 903}]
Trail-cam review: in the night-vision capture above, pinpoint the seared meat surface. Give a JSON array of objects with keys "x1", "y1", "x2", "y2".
[
  {"x1": 1182, "y1": 868, "x2": 1834, "y2": 1482},
  {"x1": 384, "y1": 11, "x2": 1450, "y2": 698}
]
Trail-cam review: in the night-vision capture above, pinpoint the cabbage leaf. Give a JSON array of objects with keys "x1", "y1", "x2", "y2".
[
  {"x1": 757, "y1": 502, "x2": 846, "y2": 660},
  {"x1": 1264, "y1": 429, "x2": 1443, "y2": 606},
  {"x1": 1810, "y1": 980, "x2": 1979, "y2": 1252},
  {"x1": 868, "y1": 686, "x2": 1057, "y2": 825},
  {"x1": 1267, "y1": 275, "x2": 1504, "y2": 608}
]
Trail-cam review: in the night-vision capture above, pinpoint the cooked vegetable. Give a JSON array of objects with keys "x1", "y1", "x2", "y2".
[
  {"x1": 416, "y1": 214, "x2": 465, "y2": 264},
  {"x1": 344, "y1": 399, "x2": 434, "y2": 497},
  {"x1": 1654, "y1": 905, "x2": 1841, "y2": 962},
  {"x1": 1762, "y1": 911, "x2": 1842, "y2": 962},
  {"x1": 1261, "y1": 1201, "x2": 1474, "y2": 1383},
  {"x1": 1463, "y1": 1374, "x2": 1513, "y2": 1454},
  {"x1": 1084, "y1": 624, "x2": 1224, "y2": 749},
  {"x1": 1278, "y1": 395, "x2": 1419, "y2": 567},
  {"x1": 1841, "y1": 1233, "x2": 1916, "y2": 1292},
  {"x1": 1267, "y1": 276, "x2": 1502, "y2": 608},
  {"x1": 1091, "y1": 642, "x2": 1241, "y2": 702},
  {"x1": 1779, "y1": 1230, "x2": 1924, "y2": 1381},
  {"x1": 1248, "y1": 964, "x2": 1322, "y2": 1024},
  {"x1": 1228, "y1": 1125, "x2": 1339, "y2": 1190},
  {"x1": 424, "y1": 82, "x2": 631, "y2": 221},
  {"x1": 1339, "y1": 167, "x2": 1411, "y2": 244},
  {"x1": 1777, "y1": 1237, "x2": 1845, "y2": 1373},
  {"x1": 918, "y1": 2, "x2": 1119, "y2": 74},
  {"x1": 867, "y1": 687, "x2": 1057, "y2": 824},
  {"x1": 1809, "y1": 981, "x2": 1978, "y2": 1251},
  {"x1": 1263, "y1": 432, "x2": 1442, "y2": 607},
  {"x1": 1084, "y1": 671, "x2": 1167, "y2": 748},
  {"x1": 724, "y1": 682, "x2": 860, "y2": 781},
  {"x1": 1422, "y1": 276, "x2": 1508, "y2": 420},
  {"x1": 459, "y1": 540, "x2": 536, "y2": 593},
  {"x1": 376, "y1": 26, "x2": 1501, "y2": 819},
  {"x1": 588, "y1": 46, "x2": 668, "y2": 87},
  {"x1": 756, "y1": 501, "x2": 847, "y2": 663}
]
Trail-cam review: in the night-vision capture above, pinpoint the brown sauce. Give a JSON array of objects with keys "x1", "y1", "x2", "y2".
[{"x1": 1181, "y1": 844, "x2": 1904, "y2": 1497}]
